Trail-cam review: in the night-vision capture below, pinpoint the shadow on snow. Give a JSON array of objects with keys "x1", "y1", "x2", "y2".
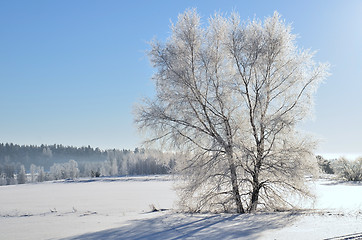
[{"x1": 63, "y1": 212, "x2": 300, "y2": 240}]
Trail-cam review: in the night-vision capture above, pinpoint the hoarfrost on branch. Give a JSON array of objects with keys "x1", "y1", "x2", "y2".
[{"x1": 135, "y1": 9, "x2": 329, "y2": 213}]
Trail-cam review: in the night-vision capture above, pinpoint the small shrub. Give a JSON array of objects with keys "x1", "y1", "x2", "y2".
[
  {"x1": 333, "y1": 157, "x2": 362, "y2": 181},
  {"x1": 91, "y1": 170, "x2": 101, "y2": 178}
]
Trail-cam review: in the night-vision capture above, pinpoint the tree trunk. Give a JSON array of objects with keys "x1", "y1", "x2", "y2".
[
  {"x1": 228, "y1": 157, "x2": 245, "y2": 213},
  {"x1": 249, "y1": 143, "x2": 263, "y2": 212},
  {"x1": 249, "y1": 179, "x2": 260, "y2": 212}
]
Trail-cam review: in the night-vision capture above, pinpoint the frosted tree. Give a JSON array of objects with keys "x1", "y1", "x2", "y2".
[
  {"x1": 107, "y1": 151, "x2": 119, "y2": 176},
  {"x1": 30, "y1": 164, "x2": 37, "y2": 182},
  {"x1": 49, "y1": 160, "x2": 79, "y2": 180},
  {"x1": 225, "y1": 12, "x2": 329, "y2": 212},
  {"x1": 37, "y1": 166, "x2": 45, "y2": 182},
  {"x1": 17, "y1": 165, "x2": 27, "y2": 184},
  {"x1": 82, "y1": 162, "x2": 102, "y2": 177},
  {"x1": 135, "y1": 9, "x2": 329, "y2": 213},
  {"x1": 68, "y1": 160, "x2": 79, "y2": 180},
  {"x1": 50, "y1": 163, "x2": 64, "y2": 180},
  {"x1": 3, "y1": 164, "x2": 16, "y2": 185},
  {"x1": 120, "y1": 156, "x2": 129, "y2": 175},
  {"x1": 333, "y1": 157, "x2": 362, "y2": 181}
]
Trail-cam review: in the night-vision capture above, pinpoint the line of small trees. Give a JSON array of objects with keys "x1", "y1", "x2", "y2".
[
  {"x1": 0, "y1": 149, "x2": 177, "y2": 186},
  {"x1": 0, "y1": 160, "x2": 79, "y2": 185},
  {"x1": 317, "y1": 155, "x2": 362, "y2": 181}
]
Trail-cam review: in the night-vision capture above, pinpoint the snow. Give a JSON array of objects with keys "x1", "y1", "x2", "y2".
[
  {"x1": 0, "y1": 176, "x2": 176, "y2": 240},
  {"x1": 1, "y1": 175, "x2": 362, "y2": 240},
  {"x1": 313, "y1": 178, "x2": 362, "y2": 211}
]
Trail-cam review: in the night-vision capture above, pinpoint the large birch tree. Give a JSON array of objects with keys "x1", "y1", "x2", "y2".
[{"x1": 135, "y1": 9, "x2": 329, "y2": 213}]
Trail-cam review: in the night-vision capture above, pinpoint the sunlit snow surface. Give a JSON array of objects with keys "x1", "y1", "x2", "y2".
[{"x1": 1, "y1": 175, "x2": 362, "y2": 240}]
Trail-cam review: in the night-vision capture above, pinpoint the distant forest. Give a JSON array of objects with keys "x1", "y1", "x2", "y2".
[
  {"x1": 0, "y1": 143, "x2": 177, "y2": 185},
  {"x1": 0, "y1": 143, "x2": 108, "y2": 170}
]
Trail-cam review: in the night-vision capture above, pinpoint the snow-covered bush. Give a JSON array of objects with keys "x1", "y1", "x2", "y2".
[{"x1": 333, "y1": 157, "x2": 362, "y2": 181}]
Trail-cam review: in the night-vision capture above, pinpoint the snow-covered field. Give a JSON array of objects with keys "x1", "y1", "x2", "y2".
[{"x1": 1, "y1": 175, "x2": 362, "y2": 240}]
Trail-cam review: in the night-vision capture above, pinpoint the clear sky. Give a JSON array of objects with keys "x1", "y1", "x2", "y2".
[{"x1": 0, "y1": 0, "x2": 361, "y2": 158}]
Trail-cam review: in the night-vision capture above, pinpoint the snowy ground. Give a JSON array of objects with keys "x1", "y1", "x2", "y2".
[{"x1": 1, "y1": 175, "x2": 362, "y2": 240}]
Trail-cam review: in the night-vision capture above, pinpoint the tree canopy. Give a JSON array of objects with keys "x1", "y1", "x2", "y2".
[{"x1": 136, "y1": 9, "x2": 329, "y2": 213}]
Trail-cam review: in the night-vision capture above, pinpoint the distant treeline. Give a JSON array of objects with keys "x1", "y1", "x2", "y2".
[
  {"x1": 0, "y1": 143, "x2": 108, "y2": 170},
  {"x1": 0, "y1": 143, "x2": 177, "y2": 186}
]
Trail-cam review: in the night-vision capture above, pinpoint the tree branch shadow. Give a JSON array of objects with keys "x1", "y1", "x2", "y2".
[{"x1": 63, "y1": 212, "x2": 300, "y2": 240}]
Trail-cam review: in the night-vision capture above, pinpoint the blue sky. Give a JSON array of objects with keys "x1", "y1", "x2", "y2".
[{"x1": 0, "y1": 0, "x2": 361, "y2": 158}]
